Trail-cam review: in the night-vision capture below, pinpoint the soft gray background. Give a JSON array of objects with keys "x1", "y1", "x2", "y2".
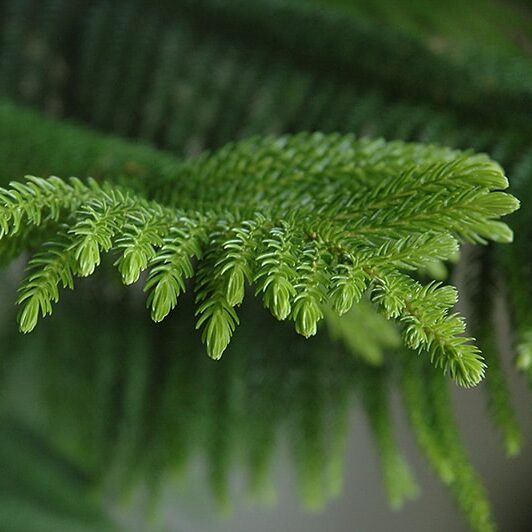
[
  {"x1": 167, "y1": 388, "x2": 531, "y2": 532},
  {"x1": 115, "y1": 328, "x2": 532, "y2": 532}
]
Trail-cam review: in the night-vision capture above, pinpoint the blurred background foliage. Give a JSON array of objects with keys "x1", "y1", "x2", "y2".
[{"x1": 0, "y1": 0, "x2": 531, "y2": 530}]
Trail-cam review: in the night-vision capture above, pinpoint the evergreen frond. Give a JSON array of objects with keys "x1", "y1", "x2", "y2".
[
  {"x1": 254, "y1": 222, "x2": 299, "y2": 321},
  {"x1": 372, "y1": 273, "x2": 485, "y2": 387},
  {"x1": 16, "y1": 232, "x2": 78, "y2": 333},
  {"x1": 0, "y1": 175, "x2": 89, "y2": 239},
  {"x1": 290, "y1": 238, "x2": 330, "y2": 338},
  {"x1": 114, "y1": 205, "x2": 174, "y2": 286},
  {"x1": 144, "y1": 217, "x2": 210, "y2": 322},
  {"x1": 68, "y1": 186, "x2": 137, "y2": 277},
  {"x1": 216, "y1": 215, "x2": 267, "y2": 307},
  {"x1": 195, "y1": 226, "x2": 241, "y2": 359},
  {"x1": 0, "y1": 131, "x2": 518, "y2": 386}
]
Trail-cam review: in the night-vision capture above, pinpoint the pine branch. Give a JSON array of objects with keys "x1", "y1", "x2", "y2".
[
  {"x1": 0, "y1": 133, "x2": 519, "y2": 386},
  {"x1": 144, "y1": 217, "x2": 210, "y2": 322},
  {"x1": 372, "y1": 273, "x2": 486, "y2": 387},
  {"x1": 195, "y1": 226, "x2": 241, "y2": 359},
  {"x1": 216, "y1": 215, "x2": 268, "y2": 307},
  {"x1": 254, "y1": 222, "x2": 299, "y2": 321},
  {"x1": 16, "y1": 232, "x2": 78, "y2": 334},
  {"x1": 114, "y1": 205, "x2": 175, "y2": 286},
  {"x1": 0, "y1": 176, "x2": 90, "y2": 238}
]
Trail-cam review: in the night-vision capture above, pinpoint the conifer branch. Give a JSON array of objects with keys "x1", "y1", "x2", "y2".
[{"x1": 0, "y1": 134, "x2": 518, "y2": 386}]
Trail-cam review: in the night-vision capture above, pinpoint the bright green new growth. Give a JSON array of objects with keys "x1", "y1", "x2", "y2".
[{"x1": 0, "y1": 133, "x2": 518, "y2": 386}]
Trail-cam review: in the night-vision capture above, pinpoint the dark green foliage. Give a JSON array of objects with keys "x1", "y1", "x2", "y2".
[
  {"x1": 1, "y1": 0, "x2": 531, "y2": 160},
  {"x1": 460, "y1": 245, "x2": 523, "y2": 456},
  {"x1": 360, "y1": 368, "x2": 419, "y2": 509},
  {"x1": 0, "y1": 418, "x2": 112, "y2": 531},
  {"x1": 1, "y1": 0, "x2": 531, "y2": 140}
]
